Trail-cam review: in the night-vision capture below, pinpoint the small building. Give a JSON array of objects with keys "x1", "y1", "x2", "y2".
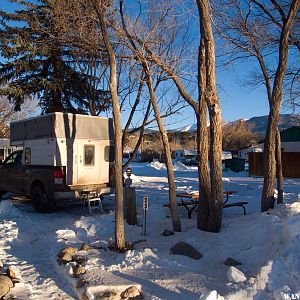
[
  {"x1": 0, "y1": 138, "x2": 20, "y2": 161},
  {"x1": 222, "y1": 151, "x2": 232, "y2": 160},
  {"x1": 123, "y1": 149, "x2": 142, "y2": 162},
  {"x1": 238, "y1": 146, "x2": 262, "y2": 162},
  {"x1": 280, "y1": 126, "x2": 300, "y2": 152},
  {"x1": 173, "y1": 149, "x2": 197, "y2": 162}
]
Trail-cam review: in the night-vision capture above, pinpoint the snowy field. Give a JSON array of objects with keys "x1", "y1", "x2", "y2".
[{"x1": 0, "y1": 162, "x2": 300, "y2": 300}]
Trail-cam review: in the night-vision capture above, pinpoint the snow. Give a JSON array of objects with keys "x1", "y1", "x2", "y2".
[
  {"x1": 0, "y1": 163, "x2": 300, "y2": 299},
  {"x1": 227, "y1": 267, "x2": 247, "y2": 283}
]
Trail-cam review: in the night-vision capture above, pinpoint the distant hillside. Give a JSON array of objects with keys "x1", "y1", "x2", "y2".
[
  {"x1": 170, "y1": 114, "x2": 300, "y2": 137},
  {"x1": 244, "y1": 114, "x2": 300, "y2": 137}
]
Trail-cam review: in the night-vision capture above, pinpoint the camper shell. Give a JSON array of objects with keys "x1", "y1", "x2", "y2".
[
  {"x1": 10, "y1": 112, "x2": 114, "y2": 187},
  {"x1": 0, "y1": 113, "x2": 115, "y2": 211}
]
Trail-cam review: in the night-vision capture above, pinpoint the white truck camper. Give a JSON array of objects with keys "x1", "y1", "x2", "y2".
[{"x1": 9, "y1": 113, "x2": 114, "y2": 206}]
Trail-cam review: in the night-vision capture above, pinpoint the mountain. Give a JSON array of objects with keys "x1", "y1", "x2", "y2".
[
  {"x1": 170, "y1": 114, "x2": 300, "y2": 136},
  {"x1": 244, "y1": 114, "x2": 300, "y2": 136}
]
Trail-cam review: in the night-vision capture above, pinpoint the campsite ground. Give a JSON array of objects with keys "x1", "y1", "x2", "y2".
[{"x1": 0, "y1": 162, "x2": 299, "y2": 300}]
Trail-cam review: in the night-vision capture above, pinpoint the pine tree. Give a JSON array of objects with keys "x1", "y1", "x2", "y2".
[{"x1": 0, "y1": 0, "x2": 110, "y2": 114}]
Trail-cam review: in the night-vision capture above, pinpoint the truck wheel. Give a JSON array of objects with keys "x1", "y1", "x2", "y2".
[{"x1": 31, "y1": 185, "x2": 51, "y2": 213}]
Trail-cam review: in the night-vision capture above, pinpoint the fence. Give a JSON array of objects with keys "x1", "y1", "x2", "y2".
[{"x1": 249, "y1": 152, "x2": 300, "y2": 178}]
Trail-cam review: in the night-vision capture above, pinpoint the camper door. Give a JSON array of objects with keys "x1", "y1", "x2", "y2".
[{"x1": 77, "y1": 140, "x2": 102, "y2": 185}]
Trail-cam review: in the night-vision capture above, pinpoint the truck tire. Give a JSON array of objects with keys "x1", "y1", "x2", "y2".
[{"x1": 31, "y1": 184, "x2": 51, "y2": 213}]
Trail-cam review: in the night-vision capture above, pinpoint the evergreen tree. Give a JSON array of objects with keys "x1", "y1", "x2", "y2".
[{"x1": 0, "y1": 0, "x2": 110, "y2": 114}]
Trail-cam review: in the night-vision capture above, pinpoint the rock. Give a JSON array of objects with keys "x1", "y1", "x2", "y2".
[
  {"x1": 0, "y1": 275, "x2": 13, "y2": 299},
  {"x1": 95, "y1": 291, "x2": 117, "y2": 300},
  {"x1": 199, "y1": 290, "x2": 224, "y2": 300},
  {"x1": 76, "y1": 278, "x2": 87, "y2": 289},
  {"x1": 80, "y1": 243, "x2": 90, "y2": 251},
  {"x1": 0, "y1": 260, "x2": 3, "y2": 269},
  {"x1": 162, "y1": 229, "x2": 174, "y2": 236},
  {"x1": 61, "y1": 246, "x2": 78, "y2": 255},
  {"x1": 170, "y1": 242, "x2": 202, "y2": 260},
  {"x1": 72, "y1": 254, "x2": 86, "y2": 264},
  {"x1": 12, "y1": 278, "x2": 22, "y2": 285},
  {"x1": 73, "y1": 264, "x2": 86, "y2": 277},
  {"x1": 121, "y1": 286, "x2": 143, "y2": 299},
  {"x1": 224, "y1": 258, "x2": 242, "y2": 267},
  {"x1": 227, "y1": 266, "x2": 247, "y2": 283},
  {"x1": 6, "y1": 265, "x2": 21, "y2": 280},
  {"x1": 61, "y1": 252, "x2": 73, "y2": 264}
]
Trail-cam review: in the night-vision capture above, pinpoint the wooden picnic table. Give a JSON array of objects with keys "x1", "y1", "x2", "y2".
[{"x1": 163, "y1": 190, "x2": 248, "y2": 218}]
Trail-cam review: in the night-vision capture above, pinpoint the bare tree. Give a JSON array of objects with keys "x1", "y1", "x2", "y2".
[
  {"x1": 91, "y1": 0, "x2": 126, "y2": 250},
  {"x1": 0, "y1": 96, "x2": 38, "y2": 137},
  {"x1": 119, "y1": 0, "x2": 182, "y2": 232},
  {"x1": 223, "y1": 121, "x2": 259, "y2": 151},
  {"x1": 213, "y1": 0, "x2": 300, "y2": 210}
]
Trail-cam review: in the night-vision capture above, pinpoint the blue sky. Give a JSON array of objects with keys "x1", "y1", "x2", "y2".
[{"x1": 0, "y1": 0, "x2": 295, "y2": 129}]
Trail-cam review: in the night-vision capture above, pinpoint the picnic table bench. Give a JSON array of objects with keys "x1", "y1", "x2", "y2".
[{"x1": 163, "y1": 190, "x2": 248, "y2": 219}]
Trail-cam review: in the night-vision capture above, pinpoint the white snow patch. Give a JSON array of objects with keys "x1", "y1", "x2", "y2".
[{"x1": 148, "y1": 161, "x2": 166, "y2": 170}]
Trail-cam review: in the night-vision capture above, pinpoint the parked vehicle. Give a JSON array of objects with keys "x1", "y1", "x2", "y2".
[{"x1": 0, "y1": 113, "x2": 115, "y2": 212}]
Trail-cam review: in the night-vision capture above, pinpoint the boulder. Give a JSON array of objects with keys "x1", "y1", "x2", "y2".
[
  {"x1": 121, "y1": 286, "x2": 143, "y2": 299},
  {"x1": 80, "y1": 243, "x2": 90, "y2": 251},
  {"x1": 61, "y1": 253, "x2": 73, "y2": 264},
  {"x1": 162, "y1": 229, "x2": 174, "y2": 236},
  {"x1": 0, "y1": 260, "x2": 3, "y2": 269},
  {"x1": 61, "y1": 246, "x2": 78, "y2": 255},
  {"x1": 199, "y1": 290, "x2": 224, "y2": 300},
  {"x1": 6, "y1": 265, "x2": 22, "y2": 280},
  {"x1": 95, "y1": 291, "x2": 117, "y2": 300},
  {"x1": 170, "y1": 242, "x2": 202, "y2": 260},
  {"x1": 73, "y1": 264, "x2": 86, "y2": 277},
  {"x1": 227, "y1": 266, "x2": 247, "y2": 283},
  {"x1": 76, "y1": 278, "x2": 87, "y2": 289},
  {"x1": 224, "y1": 258, "x2": 242, "y2": 267},
  {"x1": 72, "y1": 254, "x2": 86, "y2": 264},
  {"x1": 0, "y1": 275, "x2": 13, "y2": 299}
]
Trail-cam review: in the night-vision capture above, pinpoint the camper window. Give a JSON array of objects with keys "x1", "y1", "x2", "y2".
[
  {"x1": 25, "y1": 148, "x2": 31, "y2": 164},
  {"x1": 105, "y1": 146, "x2": 115, "y2": 162},
  {"x1": 84, "y1": 145, "x2": 95, "y2": 166}
]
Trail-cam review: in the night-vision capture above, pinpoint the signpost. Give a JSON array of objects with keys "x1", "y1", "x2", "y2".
[{"x1": 142, "y1": 197, "x2": 149, "y2": 236}]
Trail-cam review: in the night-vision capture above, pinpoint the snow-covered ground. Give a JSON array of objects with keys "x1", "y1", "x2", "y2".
[{"x1": 1, "y1": 162, "x2": 300, "y2": 300}]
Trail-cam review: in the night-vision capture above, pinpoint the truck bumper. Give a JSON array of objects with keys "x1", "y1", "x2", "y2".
[{"x1": 54, "y1": 187, "x2": 113, "y2": 200}]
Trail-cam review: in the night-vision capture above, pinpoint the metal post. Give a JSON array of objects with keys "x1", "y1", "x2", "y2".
[{"x1": 142, "y1": 196, "x2": 148, "y2": 236}]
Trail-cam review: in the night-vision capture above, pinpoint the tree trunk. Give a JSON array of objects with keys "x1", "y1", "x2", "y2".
[
  {"x1": 196, "y1": 37, "x2": 210, "y2": 231},
  {"x1": 261, "y1": 0, "x2": 299, "y2": 212},
  {"x1": 275, "y1": 128, "x2": 283, "y2": 204},
  {"x1": 261, "y1": 107, "x2": 279, "y2": 211},
  {"x1": 144, "y1": 66, "x2": 181, "y2": 232},
  {"x1": 197, "y1": 0, "x2": 223, "y2": 232},
  {"x1": 207, "y1": 103, "x2": 223, "y2": 232},
  {"x1": 95, "y1": 1, "x2": 125, "y2": 250}
]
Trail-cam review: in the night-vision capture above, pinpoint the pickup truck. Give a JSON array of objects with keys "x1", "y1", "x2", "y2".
[{"x1": 0, "y1": 150, "x2": 113, "y2": 212}]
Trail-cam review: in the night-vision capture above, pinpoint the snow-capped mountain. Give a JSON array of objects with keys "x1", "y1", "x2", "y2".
[{"x1": 170, "y1": 114, "x2": 300, "y2": 136}]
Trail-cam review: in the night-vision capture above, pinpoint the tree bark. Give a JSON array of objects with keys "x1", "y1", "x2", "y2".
[
  {"x1": 196, "y1": 37, "x2": 210, "y2": 231},
  {"x1": 144, "y1": 65, "x2": 181, "y2": 232},
  {"x1": 197, "y1": 0, "x2": 223, "y2": 232},
  {"x1": 275, "y1": 127, "x2": 283, "y2": 204},
  {"x1": 262, "y1": 106, "x2": 280, "y2": 211},
  {"x1": 95, "y1": 1, "x2": 125, "y2": 250},
  {"x1": 119, "y1": 1, "x2": 181, "y2": 232},
  {"x1": 261, "y1": 0, "x2": 299, "y2": 211}
]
